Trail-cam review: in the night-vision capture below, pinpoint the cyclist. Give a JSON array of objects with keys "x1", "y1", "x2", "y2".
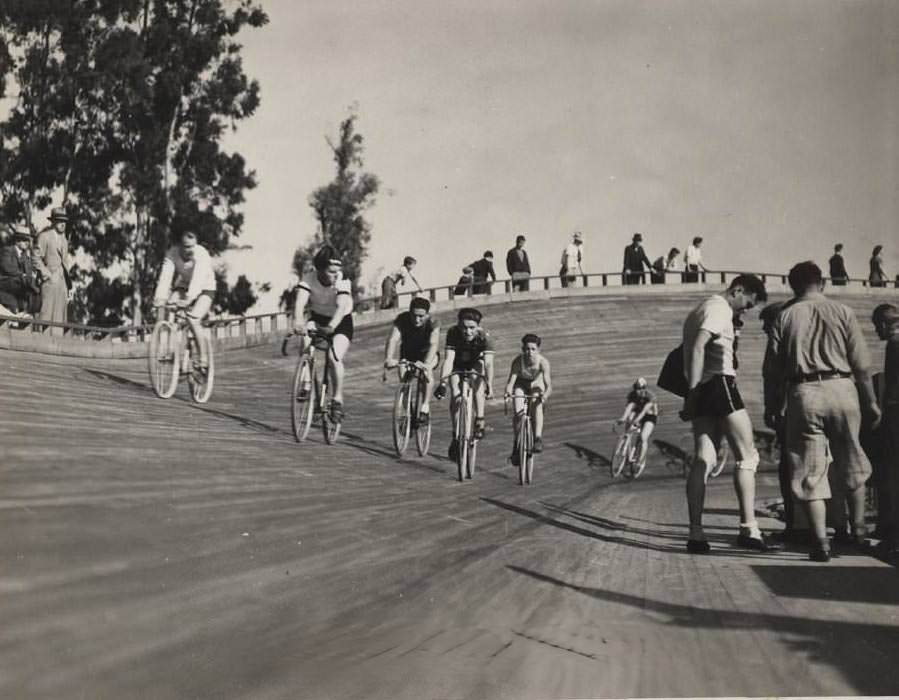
[
  {"x1": 292, "y1": 245, "x2": 353, "y2": 420},
  {"x1": 504, "y1": 333, "x2": 553, "y2": 465},
  {"x1": 434, "y1": 307, "x2": 495, "y2": 460},
  {"x1": 383, "y1": 296, "x2": 440, "y2": 423},
  {"x1": 617, "y1": 377, "x2": 659, "y2": 466},
  {"x1": 152, "y1": 230, "x2": 217, "y2": 370}
]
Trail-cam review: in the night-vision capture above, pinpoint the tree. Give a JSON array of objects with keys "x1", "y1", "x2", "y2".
[
  {"x1": 284, "y1": 110, "x2": 379, "y2": 306},
  {"x1": 0, "y1": 0, "x2": 269, "y2": 325}
]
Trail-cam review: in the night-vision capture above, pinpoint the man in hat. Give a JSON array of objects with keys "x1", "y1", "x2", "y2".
[
  {"x1": 506, "y1": 235, "x2": 531, "y2": 292},
  {"x1": 0, "y1": 229, "x2": 38, "y2": 315},
  {"x1": 560, "y1": 231, "x2": 584, "y2": 288},
  {"x1": 623, "y1": 232, "x2": 652, "y2": 285},
  {"x1": 32, "y1": 207, "x2": 72, "y2": 334}
]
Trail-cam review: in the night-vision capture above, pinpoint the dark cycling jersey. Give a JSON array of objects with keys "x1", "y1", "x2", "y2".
[
  {"x1": 394, "y1": 311, "x2": 439, "y2": 361},
  {"x1": 446, "y1": 325, "x2": 495, "y2": 370}
]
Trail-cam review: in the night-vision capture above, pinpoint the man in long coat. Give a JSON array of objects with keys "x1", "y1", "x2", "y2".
[{"x1": 32, "y1": 207, "x2": 72, "y2": 334}]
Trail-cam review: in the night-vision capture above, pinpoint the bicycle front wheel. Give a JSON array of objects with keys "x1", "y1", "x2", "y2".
[
  {"x1": 524, "y1": 419, "x2": 535, "y2": 484},
  {"x1": 630, "y1": 434, "x2": 646, "y2": 479},
  {"x1": 187, "y1": 328, "x2": 214, "y2": 404},
  {"x1": 466, "y1": 437, "x2": 477, "y2": 479},
  {"x1": 456, "y1": 397, "x2": 469, "y2": 482},
  {"x1": 148, "y1": 321, "x2": 180, "y2": 398},
  {"x1": 611, "y1": 433, "x2": 629, "y2": 477},
  {"x1": 415, "y1": 380, "x2": 432, "y2": 457},
  {"x1": 518, "y1": 418, "x2": 529, "y2": 485},
  {"x1": 392, "y1": 380, "x2": 412, "y2": 457},
  {"x1": 321, "y1": 373, "x2": 341, "y2": 445},
  {"x1": 290, "y1": 357, "x2": 316, "y2": 442}
]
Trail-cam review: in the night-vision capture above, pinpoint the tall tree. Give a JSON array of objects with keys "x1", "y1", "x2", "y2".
[
  {"x1": 284, "y1": 110, "x2": 379, "y2": 308},
  {"x1": 0, "y1": 0, "x2": 268, "y2": 325}
]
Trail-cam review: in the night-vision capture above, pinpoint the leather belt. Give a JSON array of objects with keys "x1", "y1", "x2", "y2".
[{"x1": 792, "y1": 370, "x2": 852, "y2": 384}]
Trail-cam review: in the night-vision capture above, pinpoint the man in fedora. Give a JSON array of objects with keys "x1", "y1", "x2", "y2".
[
  {"x1": 623, "y1": 232, "x2": 652, "y2": 285},
  {"x1": 0, "y1": 229, "x2": 38, "y2": 315},
  {"x1": 33, "y1": 207, "x2": 72, "y2": 334}
]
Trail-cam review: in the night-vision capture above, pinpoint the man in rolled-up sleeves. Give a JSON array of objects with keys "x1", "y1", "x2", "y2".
[
  {"x1": 769, "y1": 261, "x2": 881, "y2": 562},
  {"x1": 32, "y1": 207, "x2": 72, "y2": 335}
]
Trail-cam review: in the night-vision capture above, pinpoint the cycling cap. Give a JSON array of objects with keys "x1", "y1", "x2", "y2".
[
  {"x1": 521, "y1": 333, "x2": 542, "y2": 347},
  {"x1": 633, "y1": 377, "x2": 648, "y2": 390},
  {"x1": 409, "y1": 297, "x2": 430, "y2": 313},
  {"x1": 457, "y1": 307, "x2": 482, "y2": 324},
  {"x1": 313, "y1": 245, "x2": 342, "y2": 272}
]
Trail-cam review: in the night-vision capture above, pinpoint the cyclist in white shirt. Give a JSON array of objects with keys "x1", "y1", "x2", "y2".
[
  {"x1": 293, "y1": 245, "x2": 354, "y2": 419},
  {"x1": 153, "y1": 231, "x2": 217, "y2": 369}
]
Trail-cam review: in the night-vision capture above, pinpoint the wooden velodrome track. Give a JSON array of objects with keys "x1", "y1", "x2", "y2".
[{"x1": 2, "y1": 291, "x2": 898, "y2": 699}]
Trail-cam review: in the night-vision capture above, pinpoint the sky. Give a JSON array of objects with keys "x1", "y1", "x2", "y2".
[{"x1": 221, "y1": 0, "x2": 899, "y2": 311}]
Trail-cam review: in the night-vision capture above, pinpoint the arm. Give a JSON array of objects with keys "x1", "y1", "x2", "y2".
[
  {"x1": 292, "y1": 286, "x2": 310, "y2": 331},
  {"x1": 504, "y1": 358, "x2": 520, "y2": 396},
  {"x1": 440, "y1": 348, "x2": 455, "y2": 383},
  {"x1": 424, "y1": 324, "x2": 439, "y2": 367},
  {"x1": 384, "y1": 326, "x2": 401, "y2": 368},
  {"x1": 153, "y1": 254, "x2": 175, "y2": 306},
  {"x1": 620, "y1": 401, "x2": 637, "y2": 422},
  {"x1": 483, "y1": 352, "x2": 495, "y2": 397},
  {"x1": 846, "y1": 311, "x2": 880, "y2": 426},
  {"x1": 488, "y1": 262, "x2": 496, "y2": 282},
  {"x1": 407, "y1": 272, "x2": 423, "y2": 292},
  {"x1": 685, "y1": 329, "x2": 711, "y2": 391},
  {"x1": 541, "y1": 358, "x2": 552, "y2": 400},
  {"x1": 328, "y1": 292, "x2": 353, "y2": 332},
  {"x1": 506, "y1": 250, "x2": 515, "y2": 277}
]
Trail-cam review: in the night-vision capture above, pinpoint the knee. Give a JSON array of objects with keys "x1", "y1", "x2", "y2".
[{"x1": 736, "y1": 450, "x2": 760, "y2": 473}]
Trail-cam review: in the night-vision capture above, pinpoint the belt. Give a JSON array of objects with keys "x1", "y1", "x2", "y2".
[{"x1": 792, "y1": 370, "x2": 852, "y2": 384}]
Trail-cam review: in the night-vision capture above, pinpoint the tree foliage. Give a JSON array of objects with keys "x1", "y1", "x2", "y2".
[{"x1": 0, "y1": 0, "x2": 268, "y2": 324}]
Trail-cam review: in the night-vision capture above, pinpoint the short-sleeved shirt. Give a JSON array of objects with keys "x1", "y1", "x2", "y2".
[
  {"x1": 298, "y1": 271, "x2": 352, "y2": 318},
  {"x1": 153, "y1": 244, "x2": 216, "y2": 305},
  {"x1": 627, "y1": 388, "x2": 659, "y2": 416},
  {"x1": 682, "y1": 295, "x2": 736, "y2": 385},
  {"x1": 446, "y1": 325, "x2": 495, "y2": 370},
  {"x1": 770, "y1": 295, "x2": 871, "y2": 380},
  {"x1": 394, "y1": 311, "x2": 439, "y2": 361},
  {"x1": 561, "y1": 243, "x2": 583, "y2": 271},
  {"x1": 684, "y1": 245, "x2": 703, "y2": 267}
]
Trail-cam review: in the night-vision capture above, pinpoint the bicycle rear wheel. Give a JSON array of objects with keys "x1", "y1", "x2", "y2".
[
  {"x1": 518, "y1": 418, "x2": 529, "y2": 485},
  {"x1": 611, "y1": 432, "x2": 630, "y2": 477},
  {"x1": 148, "y1": 321, "x2": 180, "y2": 398},
  {"x1": 629, "y1": 434, "x2": 646, "y2": 478},
  {"x1": 291, "y1": 357, "x2": 315, "y2": 442},
  {"x1": 414, "y1": 379, "x2": 431, "y2": 457},
  {"x1": 525, "y1": 419, "x2": 535, "y2": 484},
  {"x1": 393, "y1": 380, "x2": 412, "y2": 457},
  {"x1": 321, "y1": 371, "x2": 341, "y2": 445},
  {"x1": 187, "y1": 328, "x2": 214, "y2": 404},
  {"x1": 466, "y1": 437, "x2": 477, "y2": 479}
]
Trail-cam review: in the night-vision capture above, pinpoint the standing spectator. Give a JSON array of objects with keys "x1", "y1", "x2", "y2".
[
  {"x1": 828, "y1": 243, "x2": 849, "y2": 286},
  {"x1": 651, "y1": 247, "x2": 680, "y2": 285},
  {"x1": 560, "y1": 231, "x2": 584, "y2": 288},
  {"x1": 681, "y1": 274, "x2": 772, "y2": 554},
  {"x1": 768, "y1": 261, "x2": 880, "y2": 562},
  {"x1": 872, "y1": 303, "x2": 899, "y2": 557},
  {"x1": 506, "y1": 235, "x2": 531, "y2": 292},
  {"x1": 684, "y1": 236, "x2": 706, "y2": 283},
  {"x1": 622, "y1": 233, "x2": 652, "y2": 285},
  {"x1": 453, "y1": 266, "x2": 475, "y2": 297},
  {"x1": 468, "y1": 251, "x2": 496, "y2": 295},
  {"x1": 0, "y1": 230, "x2": 38, "y2": 315},
  {"x1": 32, "y1": 207, "x2": 72, "y2": 335},
  {"x1": 869, "y1": 245, "x2": 887, "y2": 288},
  {"x1": 380, "y1": 256, "x2": 422, "y2": 310}
]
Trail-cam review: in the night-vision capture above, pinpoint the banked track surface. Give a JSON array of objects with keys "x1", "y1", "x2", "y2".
[{"x1": 2, "y1": 292, "x2": 899, "y2": 699}]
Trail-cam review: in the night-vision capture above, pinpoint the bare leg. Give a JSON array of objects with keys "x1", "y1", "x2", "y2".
[
  {"x1": 687, "y1": 417, "x2": 720, "y2": 539},
  {"x1": 330, "y1": 334, "x2": 350, "y2": 404},
  {"x1": 722, "y1": 408, "x2": 759, "y2": 528}
]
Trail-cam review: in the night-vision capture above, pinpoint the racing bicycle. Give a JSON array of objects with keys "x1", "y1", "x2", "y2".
[
  {"x1": 148, "y1": 304, "x2": 214, "y2": 403},
  {"x1": 385, "y1": 359, "x2": 433, "y2": 458},
  {"x1": 611, "y1": 419, "x2": 647, "y2": 479},
  {"x1": 505, "y1": 391, "x2": 543, "y2": 485},
  {"x1": 438, "y1": 369, "x2": 491, "y2": 482},
  {"x1": 282, "y1": 326, "x2": 342, "y2": 444}
]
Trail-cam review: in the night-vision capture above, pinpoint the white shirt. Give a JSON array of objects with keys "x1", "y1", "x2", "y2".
[
  {"x1": 684, "y1": 244, "x2": 703, "y2": 267},
  {"x1": 298, "y1": 270, "x2": 352, "y2": 318},
  {"x1": 153, "y1": 244, "x2": 216, "y2": 304},
  {"x1": 561, "y1": 242, "x2": 584, "y2": 271},
  {"x1": 682, "y1": 294, "x2": 735, "y2": 384}
]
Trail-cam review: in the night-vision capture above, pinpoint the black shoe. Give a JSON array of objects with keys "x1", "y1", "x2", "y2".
[
  {"x1": 687, "y1": 539, "x2": 711, "y2": 554},
  {"x1": 448, "y1": 439, "x2": 459, "y2": 461},
  {"x1": 809, "y1": 546, "x2": 831, "y2": 562},
  {"x1": 510, "y1": 450, "x2": 520, "y2": 467},
  {"x1": 418, "y1": 412, "x2": 430, "y2": 427},
  {"x1": 329, "y1": 400, "x2": 344, "y2": 423},
  {"x1": 737, "y1": 533, "x2": 780, "y2": 552},
  {"x1": 533, "y1": 437, "x2": 544, "y2": 453},
  {"x1": 474, "y1": 419, "x2": 486, "y2": 440}
]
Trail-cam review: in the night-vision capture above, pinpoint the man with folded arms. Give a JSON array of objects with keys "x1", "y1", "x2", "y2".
[{"x1": 768, "y1": 261, "x2": 881, "y2": 562}]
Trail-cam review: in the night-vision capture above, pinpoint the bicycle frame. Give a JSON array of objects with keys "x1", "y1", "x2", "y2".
[
  {"x1": 611, "y1": 420, "x2": 644, "y2": 478},
  {"x1": 148, "y1": 304, "x2": 214, "y2": 403},
  {"x1": 285, "y1": 328, "x2": 341, "y2": 444},
  {"x1": 505, "y1": 392, "x2": 542, "y2": 485},
  {"x1": 390, "y1": 360, "x2": 432, "y2": 457},
  {"x1": 442, "y1": 368, "x2": 490, "y2": 482}
]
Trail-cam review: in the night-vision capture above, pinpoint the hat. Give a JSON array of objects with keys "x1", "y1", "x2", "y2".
[
  {"x1": 462, "y1": 266, "x2": 474, "y2": 274},
  {"x1": 572, "y1": 231, "x2": 583, "y2": 242},
  {"x1": 633, "y1": 233, "x2": 643, "y2": 242},
  {"x1": 12, "y1": 229, "x2": 31, "y2": 242},
  {"x1": 49, "y1": 207, "x2": 68, "y2": 222}
]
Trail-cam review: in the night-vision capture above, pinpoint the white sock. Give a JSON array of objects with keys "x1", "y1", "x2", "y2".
[{"x1": 740, "y1": 521, "x2": 762, "y2": 539}]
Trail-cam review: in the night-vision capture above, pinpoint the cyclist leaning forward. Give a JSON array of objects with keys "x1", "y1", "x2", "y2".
[
  {"x1": 292, "y1": 245, "x2": 353, "y2": 421},
  {"x1": 383, "y1": 296, "x2": 441, "y2": 424},
  {"x1": 504, "y1": 333, "x2": 552, "y2": 465},
  {"x1": 617, "y1": 377, "x2": 659, "y2": 466},
  {"x1": 434, "y1": 307, "x2": 495, "y2": 461}
]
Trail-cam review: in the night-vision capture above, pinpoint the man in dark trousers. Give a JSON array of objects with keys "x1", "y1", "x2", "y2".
[
  {"x1": 469, "y1": 251, "x2": 496, "y2": 295},
  {"x1": 623, "y1": 233, "x2": 652, "y2": 285},
  {"x1": 829, "y1": 243, "x2": 849, "y2": 285},
  {"x1": 0, "y1": 230, "x2": 38, "y2": 314},
  {"x1": 506, "y1": 236, "x2": 531, "y2": 292}
]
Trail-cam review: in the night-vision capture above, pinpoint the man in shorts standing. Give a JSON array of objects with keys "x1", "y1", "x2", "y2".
[
  {"x1": 681, "y1": 274, "x2": 772, "y2": 554},
  {"x1": 769, "y1": 261, "x2": 880, "y2": 561}
]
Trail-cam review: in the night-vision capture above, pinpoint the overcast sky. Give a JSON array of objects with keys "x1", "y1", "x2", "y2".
[{"x1": 221, "y1": 0, "x2": 899, "y2": 310}]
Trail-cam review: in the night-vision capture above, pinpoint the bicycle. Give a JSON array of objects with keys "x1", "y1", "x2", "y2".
[
  {"x1": 385, "y1": 359, "x2": 433, "y2": 458},
  {"x1": 505, "y1": 391, "x2": 542, "y2": 485},
  {"x1": 438, "y1": 369, "x2": 491, "y2": 482},
  {"x1": 611, "y1": 419, "x2": 646, "y2": 479},
  {"x1": 282, "y1": 326, "x2": 342, "y2": 444},
  {"x1": 148, "y1": 304, "x2": 214, "y2": 403}
]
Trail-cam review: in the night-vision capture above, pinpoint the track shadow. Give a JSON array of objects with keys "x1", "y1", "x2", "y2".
[
  {"x1": 564, "y1": 442, "x2": 612, "y2": 468},
  {"x1": 752, "y1": 565, "x2": 899, "y2": 605},
  {"x1": 653, "y1": 438, "x2": 689, "y2": 474},
  {"x1": 506, "y1": 564, "x2": 899, "y2": 695}
]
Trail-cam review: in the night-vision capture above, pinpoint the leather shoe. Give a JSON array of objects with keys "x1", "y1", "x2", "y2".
[
  {"x1": 809, "y1": 546, "x2": 831, "y2": 562},
  {"x1": 737, "y1": 533, "x2": 781, "y2": 552},
  {"x1": 686, "y1": 539, "x2": 711, "y2": 554}
]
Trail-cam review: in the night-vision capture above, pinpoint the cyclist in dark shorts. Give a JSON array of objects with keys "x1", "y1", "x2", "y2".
[
  {"x1": 383, "y1": 297, "x2": 440, "y2": 423},
  {"x1": 434, "y1": 307, "x2": 495, "y2": 460},
  {"x1": 617, "y1": 377, "x2": 659, "y2": 466}
]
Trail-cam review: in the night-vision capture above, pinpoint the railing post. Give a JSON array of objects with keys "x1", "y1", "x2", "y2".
[
  {"x1": 239, "y1": 317, "x2": 247, "y2": 339},
  {"x1": 602, "y1": 274, "x2": 607, "y2": 287},
  {"x1": 720, "y1": 271, "x2": 726, "y2": 284},
  {"x1": 543, "y1": 277, "x2": 550, "y2": 291},
  {"x1": 429, "y1": 288, "x2": 436, "y2": 302},
  {"x1": 582, "y1": 275, "x2": 589, "y2": 287},
  {"x1": 504, "y1": 280, "x2": 511, "y2": 294}
]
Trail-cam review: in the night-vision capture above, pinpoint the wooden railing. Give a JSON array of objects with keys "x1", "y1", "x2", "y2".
[{"x1": 1, "y1": 268, "x2": 895, "y2": 343}]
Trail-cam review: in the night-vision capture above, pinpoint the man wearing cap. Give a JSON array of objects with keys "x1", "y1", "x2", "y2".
[
  {"x1": 506, "y1": 235, "x2": 531, "y2": 292},
  {"x1": 32, "y1": 207, "x2": 72, "y2": 333},
  {"x1": 469, "y1": 251, "x2": 496, "y2": 295},
  {"x1": 768, "y1": 261, "x2": 880, "y2": 562},
  {"x1": 872, "y1": 303, "x2": 899, "y2": 556},
  {"x1": 380, "y1": 256, "x2": 422, "y2": 310},
  {"x1": 560, "y1": 231, "x2": 584, "y2": 288},
  {"x1": 623, "y1": 233, "x2": 652, "y2": 285},
  {"x1": 0, "y1": 230, "x2": 38, "y2": 315}
]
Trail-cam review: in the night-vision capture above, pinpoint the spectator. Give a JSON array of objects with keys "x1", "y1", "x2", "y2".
[
  {"x1": 681, "y1": 274, "x2": 773, "y2": 554},
  {"x1": 828, "y1": 243, "x2": 849, "y2": 286},
  {"x1": 380, "y1": 256, "x2": 422, "y2": 310},
  {"x1": 872, "y1": 303, "x2": 899, "y2": 557},
  {"x1": 32, "y1": 207, "x2": 72, "y2": 335},
  {"x1": 869, "y1": 245, "x2": 887, "y2": 288},
  {"x1": 453, "y1": 266, "x2": 475, "y2": 297},
  {"x1": 468, "y1": 251, "x2": 496, "y2": 295},
  {"x1": 651, "y1": 247, "x2": 680, "y2": 285},
  {"x1": 622, "y1": 233, "x2": 652, "y2": 285},
  {"x1": 684, "y1": 236, "x2": 706, "y2": 283},
  {"x1": 768, "y1": 261, "x2": 880, "y2": 562},
  {"x1": 0, "y1": 230, "x2": 39, "y2": 316},
  {"x1": 560, "y1": 231, "x2": 584, "y2": 288},
  {"x1": 506, "y1": 235, "x2": 531, "y2": 292}
]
